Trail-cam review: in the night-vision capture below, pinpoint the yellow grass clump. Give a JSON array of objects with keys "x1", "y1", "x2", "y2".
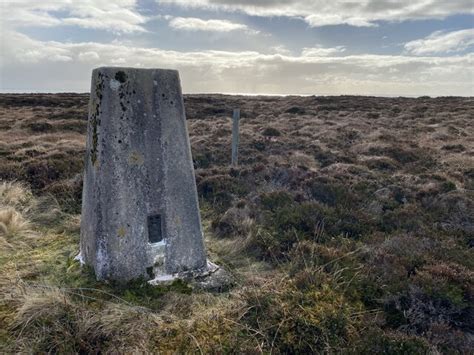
[
  {"x1": 0, "y1": 182, "x2": 37, "y2": 249},
  {"x1": 0, "y1": 181, "x2": 33, "y2": 208}
]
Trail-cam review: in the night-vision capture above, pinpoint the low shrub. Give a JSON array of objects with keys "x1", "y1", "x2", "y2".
[
  {"x1": 367, "y1": 145, "x2": 431, "y2": 165},
  {"x1": 354, "y1": 329, "x2": 430, "y2": 354},
  {"x1": 53, "y1": 120, "x2": 87, "y2": 133},
  {"x1": 378, "y1": 204, "x2": 427, "y2": 233},
  {"x1": 44, "y1": 177, "x2": 83, "y2": 214},
  {"x1": 197, "y1": 174, "x2": 248, "y2": 208},
  {"x1": 441, "y1": 144, "x2": 465, "y2": 152},
  {"x1": 381, "y1": 262, "x2": 473, "y2": 352},
  {"x1": 193, "y1": 151, "x2": 213, "y2": 169},
  {"x1": 21, "y1": 121, "x2": 54, "y2": 132},
  {"x1": 367, "y1": 112, "x2": 380, "y2": 119},
  {"x1": 252, "y1": 194, "x2": 371, "y2": 259},
  {"x1": 259, "y1": 190, "x2": 294, "y2": 211},
  {"x1": 241, "y1": 280, "x2": 355, "y2": 353},
  {"x1": 364, "y1": 157, "x2": 399, "y2": 172},
  {"x1": 305, "y1": 178, "x2": 355, "y2": 207},
  {"x1": 24, "y1": 153, "x2": 84, "y2": 190},
  {"x1": 211, "y1": 207, "x2": 253, "y2": 238},
  {"x1": 262, "y1": 127, "x2": 281, "y2": 137},
  {"x1": 285, "y1": 106, "x2": 306, "y2": 115}
]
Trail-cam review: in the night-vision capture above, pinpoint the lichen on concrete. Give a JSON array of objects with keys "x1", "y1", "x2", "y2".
[{"x1": 80, "y1": 67, "x2": 209, "y2": 282}]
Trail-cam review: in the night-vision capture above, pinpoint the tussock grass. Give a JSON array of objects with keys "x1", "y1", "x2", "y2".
[
  {"x1": 1, "y1": 94, "x2": 473, "y2": 352},
  {"x1": 0, "y1": 182, "x2": 37, "y2": 250},
  {"x1": 0, "y1": 181, "x2": 33, "y2": 208},
  {"x1": 0, "y1": 207, "x2": 35, "y2": 248},
  {"x1": 7, "y1": 273, "x2": 253, "y2": 353},
  {"x1": 11, "y1": 284, "x2": 159, "y2": 353}
]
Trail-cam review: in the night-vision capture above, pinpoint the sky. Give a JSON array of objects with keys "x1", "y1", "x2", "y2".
[{"x1": 1, "y1": 0, "x2": 473, "y2": 96}]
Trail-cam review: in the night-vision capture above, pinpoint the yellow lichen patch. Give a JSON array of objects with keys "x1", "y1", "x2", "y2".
[
  {"x1": 117, "y1": 226, "x2": 126, "y2": 238},
  {"x1": 128, "y1": 151, "x2": 144, "y2": 166}
]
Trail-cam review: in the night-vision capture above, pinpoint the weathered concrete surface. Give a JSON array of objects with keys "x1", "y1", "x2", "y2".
[{"x1": 80, "y1": 67, "x2": 207, "y2": 281}]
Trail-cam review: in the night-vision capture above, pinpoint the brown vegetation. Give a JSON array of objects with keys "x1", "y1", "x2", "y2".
[{"x1": 0, "y1": 93, "x2": 473, "y2": 353}]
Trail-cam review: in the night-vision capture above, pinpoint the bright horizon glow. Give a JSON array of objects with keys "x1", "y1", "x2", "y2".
[
  {"x1": 0, "y1": 88, "x2": 458, "y2": 98},
  {"x1": 1, "y1": 1, "x2": 473, "y2": 96}
]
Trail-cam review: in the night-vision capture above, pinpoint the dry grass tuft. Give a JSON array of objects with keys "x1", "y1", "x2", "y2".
[
  {"x1": 0, "y1": 181, "x2": 33, "y2": 208},
  {"x1": 11, "y1": 285, "x2": 158, "y2": 353},
  {"x1": 7, "y1": 281, "x2": 253, "y2": 353},
  {"x1": 0, "y1": 208, "x2": 32, "y2": 239},
  {"x1": 0, "y1": 182, "x2": 37, "y2": 249}
]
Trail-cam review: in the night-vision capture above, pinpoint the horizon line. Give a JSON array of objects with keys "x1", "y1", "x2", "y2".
[{"x1": 0, "y1": 90, "x2": 472, "y2": 99}]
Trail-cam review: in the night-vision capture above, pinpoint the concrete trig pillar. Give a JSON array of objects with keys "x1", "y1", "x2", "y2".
[{"x1": 80, "y1": 67, "x2": 211, "y2": 282}]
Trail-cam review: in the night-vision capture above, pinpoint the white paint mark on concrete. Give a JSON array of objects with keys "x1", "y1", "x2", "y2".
[
  {"x1": 148, "y1": 273, "x2": 178, "y2": 285},
  {"x1": 110, "y1": 79, "x2": 121, "y2": 91},
  {"x1": 74, "y1": 251, "x2": 85, "y2": 265}
]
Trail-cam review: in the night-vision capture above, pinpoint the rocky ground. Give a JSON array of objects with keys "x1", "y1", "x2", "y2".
[{"x1": 0, "y1": 93, "x2": 473, "y2": 353}]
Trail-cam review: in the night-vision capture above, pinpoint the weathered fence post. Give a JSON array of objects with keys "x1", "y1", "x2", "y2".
[{"x1": 231, "y1": 108, "x2": 240, "y2": 166}]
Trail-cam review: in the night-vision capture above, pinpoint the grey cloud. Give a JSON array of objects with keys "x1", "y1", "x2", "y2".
[
  {"x1": 158, "y1": 0, "x2": 474, "y2": 26},
  {"x1": 2, "y1": 31, "x2": 472, "y2": 96},
  {"x1": 2, "y1": 1, "x2": 147, "y2": 33},
  {"x1": 208, "y1": 0, "x2": 291, "y2": 7},
  {"x1": 405, "y1": 29, "x2": 474, "y2": 55}
]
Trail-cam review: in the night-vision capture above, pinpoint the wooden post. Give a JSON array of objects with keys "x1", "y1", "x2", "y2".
[{"x1": 231, "y1": 109, "x2": 240, "y2": 166}]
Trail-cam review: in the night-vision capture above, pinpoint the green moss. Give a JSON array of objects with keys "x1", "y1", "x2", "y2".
[{"x1": 115, "y1": 278, "x2": 192, "y2": 311}]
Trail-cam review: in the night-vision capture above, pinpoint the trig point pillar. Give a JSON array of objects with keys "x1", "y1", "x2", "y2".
[{"x1": 80, "y1": 67, "x2": 209, "y2": 282}]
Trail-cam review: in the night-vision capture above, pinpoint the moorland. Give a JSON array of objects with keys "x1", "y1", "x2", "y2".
[{"x1": 0, "y1": 93, "x2": 473, "y2": 353}]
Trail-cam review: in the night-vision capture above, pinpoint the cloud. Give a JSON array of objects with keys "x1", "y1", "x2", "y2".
[
  {"x1": 301, "y1": 46, "x2": 346, "y2": 57},
  {"x1": 168, "y1": 17, "x2": 251, "y2": 32},
  {"x1": 2, "y1": 30, "x2": 473, "y2": 96},
  {"x1": 405, "y1": 29, "x2": 474, "y2": 55},
  {"x1": 304, "y1": 14, "x2": 376, "y2": 28},
  {"x1": 157, "y1": 0, "x2": 474, "y2": 27},
  {"x1": 2, "y1": 0, "x2": 147, "y2": 33},
  {"x1": 78, "y1": 51, "x2": 101, "y2": 62}
]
